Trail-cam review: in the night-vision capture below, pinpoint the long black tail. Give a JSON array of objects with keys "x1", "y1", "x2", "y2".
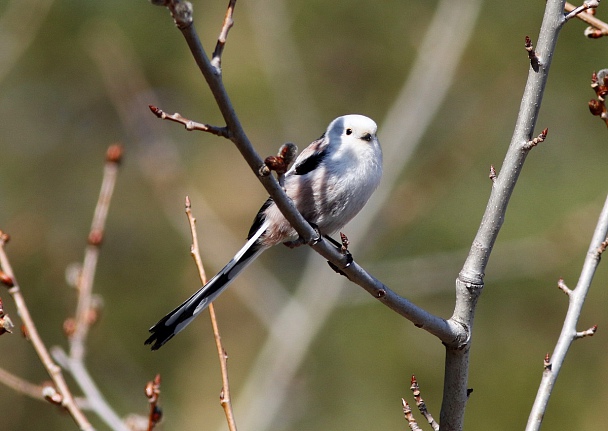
[{"x1": 145, "y1": 233, "x2": 267, "y2": 350}]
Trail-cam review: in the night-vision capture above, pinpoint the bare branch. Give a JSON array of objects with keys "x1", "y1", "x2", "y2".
[
  {"x1": 446, "y1": 1, "x2": 569, "y2": 428},
  {"x1": 210, "y1": 0, "x2": 237, "y2": 72},
  {"x1": 70, "y1": 144, "x2": 122, "y2": 362},
  {"x1": 574, "y1": 324, "x2": 598, "y2": 339},
  {"x1": 410, "y1": 375, "x2": 440, "y2": 431},
  {"x1": 145, "y1": 374, "x2": 163, "y2": 431},
  {"x1": 526, "y1": 193, "x2": 608, "y2": 431},
  {"x1": 185, "y1": 197, "x2": 238, "y2": 431},
  {"x1": 0, "y1": 232, "x2": 95, "y2": 430},
  {"x1": 564, "y1": 1, "x2": 608, "y2": 37},
  {"x1": 402, "y1": 398, "x2": 423, "y2": 431},
  {"x1": 522, "y1": 128, "x2": 549, "y2": 151},
  {"x1": 56, "y1": 145, "x2": 130, "y2": 431},
  {"x1": 564, "y1": 0, "x2": 600, "y2": 21},
  {"x1": 149, "y1": 105, "x2": 230, "y2": 137},
  {"x1": 0, "y1": 366, "x2": 46, "y2": 401},
  {"x1": 153, "y1": 0, "x2": 458, "y2": 346},
  {"x1": 557, "y1": 277, "x2": 572, "y2": 295}
]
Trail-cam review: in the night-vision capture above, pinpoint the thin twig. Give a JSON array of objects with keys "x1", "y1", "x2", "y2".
[
  {"x1": 402, "y1": 398, "x2": 422, "y2": 431},
  {"x1": 148, "y1": 105, "x2": 229, "y2": 137},
  {"x1": 70, "y1": 144, "x2": 122, "y2": 362},
  {"x1": 410, "y1": 375, "x2": 440, "y2": 431},
  {"x1": 0, "y1": 366, "x2": 46, "y2": 401},
  {"x1": 145, "y1": 374, "x2": 162, "y2": 431},
  {"x1": 565, "y1": 1, "x2": 608, "y2": 37},
  {"x1": 525, "y1": 193, "x2": 608, "y2": 431},
  {"x1": 59, "y1": 144, "x2": 130, "y2": 431},
  {"x1": 210, "y1": 0, "x2": 237, "y2": 72},
  {"x1": 564, "y1": 0, "x2": 600, "y2": 21},
  {"x1": 185, "y1": 196, "x2": 238, "y2": 431},
  {"x1": 523, "y1": 128, "x2": 549, "y2": 151},
  {"x1": 0, "y1": 232, "x2": 95, "y2": 431}
]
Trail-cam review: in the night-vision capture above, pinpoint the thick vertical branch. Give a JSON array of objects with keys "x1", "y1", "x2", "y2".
[{"x1": 440, "y1": 1, "x2": 567, "y2": 429}]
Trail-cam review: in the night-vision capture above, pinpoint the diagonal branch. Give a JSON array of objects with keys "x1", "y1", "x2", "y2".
[
  {"x1": 0, "y1": 233, "x2": 95, "y2": 431},
  {"x1": 151, "y1": 0, "x2": 457, "y2": 344},
  {"x1": 210, "y1": 0, "x2": 237, "y2": 72},
  {"x1": 525, "y1": 193, "x2": 608, "y2": 431}
]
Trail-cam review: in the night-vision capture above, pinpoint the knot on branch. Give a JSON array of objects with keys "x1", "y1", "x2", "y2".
[{"x1": 151, "y1": 0, "x2": 193, "y2": 29}]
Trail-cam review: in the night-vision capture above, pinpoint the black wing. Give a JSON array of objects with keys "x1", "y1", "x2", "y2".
[{"x1": 293, "y1": 135, "x2": 328, "y2": 176}]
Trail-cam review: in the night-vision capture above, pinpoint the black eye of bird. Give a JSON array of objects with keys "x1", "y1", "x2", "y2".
[
  {"x1": 345, "y1": 128, "x2": 353, "y2": 135},
  {"x1": 362, "y1": 133, "x2": 372, "y2": 141}
]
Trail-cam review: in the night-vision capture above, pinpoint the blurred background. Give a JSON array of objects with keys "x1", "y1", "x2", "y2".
[{"x1": 1, "y1": 0, "x2": 608, "y2": 429}]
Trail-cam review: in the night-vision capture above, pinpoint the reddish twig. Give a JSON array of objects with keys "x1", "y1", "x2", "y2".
[
  {"x1": 149, "y1": 105, "x2": 229, "y2": 137},
  {"x1": 557, "y1": 277, "x2": 572, "y2": 295},
  {"x1": 145, "y1": 374, "x2": 163, "y2": 431},
  {"x1": 70, "y1": 144, "x2": 122, "y2": 361},
  {"x1": 564, "y1": 1, "x2": 601, "y2": 22},
  {"x1": 0, "y1": 232, "x2": 94, "y2": 430},
  {"x1": 210, "y1": 0, "x2": 237, "y2": 72},
  {"x1": 185, "y1": 196, "x2": 238, "y2": 431},
  {"x1": 566, "y1": 1, "x2": 608, "y2": 39},
  {"x1": 522, "y1": 128, "x2": 548, "y2": 151},
  {"x1": 575, "y1": 324, "x2": 598, "y2": 339},
  {"x1": 402, "y1": 398, "x2": 422, "y2": 431},
  {"x1": 410, "y1": 375, "x2": 439, "y2": 431}
]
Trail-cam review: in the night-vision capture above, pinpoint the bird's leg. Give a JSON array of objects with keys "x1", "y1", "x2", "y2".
[
  {"x1": 282, "y1": 222, "x2": 322, "y2": 248},
  {"x1": 326, "y1": 232, "x2": 353, "y2": 277}
]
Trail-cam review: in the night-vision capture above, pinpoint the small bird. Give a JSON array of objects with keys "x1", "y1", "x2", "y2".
[{"x1": 145, "y1": 114, "x2": 383, "y2": 350}]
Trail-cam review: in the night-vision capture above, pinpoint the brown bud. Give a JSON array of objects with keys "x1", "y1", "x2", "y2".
[
  {"x1": 145, "y1": 381, "x2": 155, "y2": 399},
  {"x1": 149, "y1": 105, "x2": 163, "y2": 117},
  {"x1": 0, "y1": 314, "x2": 14, "y2": 335},
  {"x1": 106, "y1": 144, "x2": 123, "y2": 164},
  {"x1": 264, "y1": 155, "x2": 288, "y2": 175},
  {"x1": 42, "y1": 384, "x2": 63, "y2": 405},
  {"x1": 0, "y1": 270, "x2": 14, "y2": 288},
  {"x1": 0, "y1": 231, "x2": 10, "y2": 244},
  {"x1": 589, "y1": 99, "x2": 604, "y2": 116},
  {"x1": 88, "y1": 230, "x2": 104, "y2": 246},
  {"x1": 63, "y1": 317, "x2": 76, "y2": 338},
  {"x1": 21, "y1": 324, "x2": 29, "y2": 340}
]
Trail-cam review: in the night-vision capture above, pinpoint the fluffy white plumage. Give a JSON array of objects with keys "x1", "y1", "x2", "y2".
[{"x1": 146, "y1": 114, "x2": 383, "y2": 350}]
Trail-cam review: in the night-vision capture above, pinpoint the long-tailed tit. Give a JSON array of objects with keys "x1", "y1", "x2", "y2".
[{"x1": 145, "y1": 114, "x2": 383, "y2": 350}]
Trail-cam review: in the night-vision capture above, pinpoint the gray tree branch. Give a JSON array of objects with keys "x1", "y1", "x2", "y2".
[{"x1": 525, "y1": 193, "x2": 608, "y2": 431}]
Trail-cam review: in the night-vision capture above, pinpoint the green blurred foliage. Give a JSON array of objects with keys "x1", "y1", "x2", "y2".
[{"x1": 1, "y1": 0, "x2": 608, "y2": 430}]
